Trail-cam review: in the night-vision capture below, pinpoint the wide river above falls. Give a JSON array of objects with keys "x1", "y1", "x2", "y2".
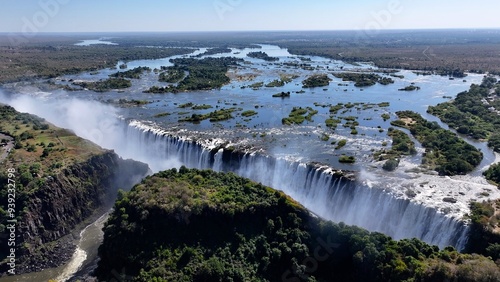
[{"x1": 1, "y1": 43, "x2": 498, "y2": 281}]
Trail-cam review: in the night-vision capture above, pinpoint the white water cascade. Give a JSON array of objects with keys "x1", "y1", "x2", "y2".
[{"x1": 123, "y1": 121, "x2": 470, "y2": 250}]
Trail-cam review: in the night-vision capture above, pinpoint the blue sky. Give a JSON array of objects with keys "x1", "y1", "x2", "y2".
[{"x1": 1, "y1": 0, "x2": 499, "y2": 33}]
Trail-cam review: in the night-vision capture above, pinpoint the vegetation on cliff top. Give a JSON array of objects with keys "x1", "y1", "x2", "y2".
[
  {"x1": 466, "y1": 200, "x2": 500, "y2": 262},
  {"x1": 0, "y1": 104, "x2": 104, "y2": 234},
  {"x1": 0, "y1": 105, "x2": 104, "y2": 170},
  {"x1": 0, "y1": 104, "x2": 149, "y2": 273},
  {"x1": 96, "y1": 167, "x2": 500, "y2": 281}
]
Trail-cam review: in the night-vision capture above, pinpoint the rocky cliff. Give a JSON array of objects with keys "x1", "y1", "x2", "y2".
[
  {"x1": 0, "y1": 104, "x2": 150, "y2": 274},
  {"x1": 17, "y1": 151, "x2": 149, "y2": 273}
]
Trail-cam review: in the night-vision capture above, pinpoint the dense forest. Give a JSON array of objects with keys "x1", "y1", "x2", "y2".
[
  {"x1": 0, "y1": 44, "x2": 193, "y2": 83},
  {"x1": 96, "y1": 167, "x2": 500, "y2": 281}
]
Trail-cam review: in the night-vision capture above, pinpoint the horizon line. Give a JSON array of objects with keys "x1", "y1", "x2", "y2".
[{"x1": 2, "y1": 27, "x2": 500, "y2": 35}]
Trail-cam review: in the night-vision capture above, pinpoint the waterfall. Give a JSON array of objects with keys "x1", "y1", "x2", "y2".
[
  {"x1": 213, "y1": 149, "x2": 224, "y2": 172},
  {"x1": 121, "y1": 120, "x2": 470, "y2": 250}
]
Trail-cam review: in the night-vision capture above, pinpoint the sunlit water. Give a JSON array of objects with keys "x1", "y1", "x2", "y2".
[
  {"x1": 26, "y1": 44, "x2": 488, "y2": 169},
  {"x1": 74, "y1": 38, "x2": 118, "y2": 46},
  {"x1": 0, "y1": 213, "x2": 107, "y2": 282}
]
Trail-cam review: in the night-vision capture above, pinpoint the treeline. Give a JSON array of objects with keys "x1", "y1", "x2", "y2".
[
  {"x1": 391, "y1": 111, "x2": 482, "y2": 175},
  {"x1": 0, "y1": 45, "x2": 193, "y2": 83},
  {"x1": 281, "y1": 38, "x2": 500, "y2": 74},
  {"x1": 95, "y1": 167, "x2": 500, "y2": 281}
]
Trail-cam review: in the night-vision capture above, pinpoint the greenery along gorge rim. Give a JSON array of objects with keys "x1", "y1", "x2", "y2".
[
  {"x1": 0, "y1": 104, "x2": 149, "y2": 274},
  {"x1": 1, "y1": 31, "x2": 500, "y2": 279},
  {"x1": 96, "y1": 167, "x2": 500, "y2": 282}
]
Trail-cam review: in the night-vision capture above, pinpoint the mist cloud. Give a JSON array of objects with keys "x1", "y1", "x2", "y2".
[{"x1": 0, "y1": 90, "x2": 181, "y2": 172}]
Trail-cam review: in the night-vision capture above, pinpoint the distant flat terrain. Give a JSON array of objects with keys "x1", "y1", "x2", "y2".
[{"x1": 1, "y1": 30, "x2": 500, "y2": 83}]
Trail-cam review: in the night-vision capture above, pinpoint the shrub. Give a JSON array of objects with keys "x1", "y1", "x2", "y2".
[
  {"x1": 383, "y1": 159, "x2": 399, "y2": 171},
  {"x1": 339, "y1": 155, "x2": 356, "y2": 163}
]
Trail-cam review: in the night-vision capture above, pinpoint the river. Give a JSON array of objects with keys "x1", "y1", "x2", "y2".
[{"x1": 0, "y1": 42, "x2": 498, "y2": 281}]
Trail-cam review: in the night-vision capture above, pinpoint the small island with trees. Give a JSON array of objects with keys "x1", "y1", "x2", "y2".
[
  {"x1": 247, "y1": 51, "x2": 279, "y2": 61},
  {"x1": 72, "y1": 77, "x2": 132, "y2": 92},
  {"x1": 391, "y1": 111, "x2": 482, "y2": 175},
  {"x1": 398, "y1": 85, "x2": 421, "y2": 91},
  {"x1": 145, "y1": 57, "x2": 243, "y2": 93},
  {"x1": 333, "y1": 72, "x2": 395, "y2": 87},
  {"x1": 302, "y1": 74, "x2": 332, "y2": 88}
]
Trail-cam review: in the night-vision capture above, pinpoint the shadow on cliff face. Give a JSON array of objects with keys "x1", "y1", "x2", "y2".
[
  {"x1": 110, "y1": 156, "x2": 151, "y2": 201},
  {"x1": 0, "y1": 151, "x2": 150, "y2": 276},
  {"x1": 0, "y1": 90, "x2": 152, "y2": 275}
]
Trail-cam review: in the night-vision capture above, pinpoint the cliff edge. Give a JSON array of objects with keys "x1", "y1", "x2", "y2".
[{"x1": 0, "y1": 104, "x2": 150, "y2": 274}]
